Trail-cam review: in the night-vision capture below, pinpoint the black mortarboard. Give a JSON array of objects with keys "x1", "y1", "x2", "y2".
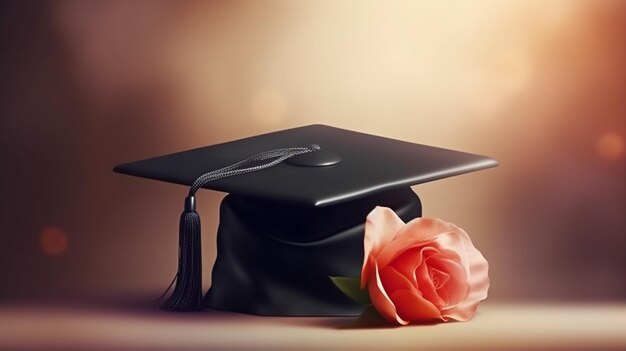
[{"x1": 114, "y1": 124, "x2": 497, "y2": 316}]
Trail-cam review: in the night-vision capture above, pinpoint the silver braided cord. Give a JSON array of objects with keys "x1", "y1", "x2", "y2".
[{"x1": 188, "y1": 144, "x2": 320, "y2": 196}]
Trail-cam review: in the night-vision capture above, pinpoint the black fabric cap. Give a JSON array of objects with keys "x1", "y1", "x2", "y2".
[{"x1": 113, "y1": 124, "x2": 497, "y2": 206}]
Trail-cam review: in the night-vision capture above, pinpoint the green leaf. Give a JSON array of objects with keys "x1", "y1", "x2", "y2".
[{"x1": 329, "y1": 276, "x2": 371, "y2": 304}]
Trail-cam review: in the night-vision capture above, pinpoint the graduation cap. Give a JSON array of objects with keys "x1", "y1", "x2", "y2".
[{"x1": 114, "y1": 124, "x2": 497, "y2": 316}]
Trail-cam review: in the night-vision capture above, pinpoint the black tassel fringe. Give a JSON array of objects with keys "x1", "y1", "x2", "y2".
[{"x1": 160, "y1": 204, "x2": 204, "y2": 311}]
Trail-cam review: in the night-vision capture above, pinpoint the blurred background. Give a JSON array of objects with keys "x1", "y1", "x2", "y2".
[{"x1": 1, "y1": 0, "x2": 624, "y2": 305}]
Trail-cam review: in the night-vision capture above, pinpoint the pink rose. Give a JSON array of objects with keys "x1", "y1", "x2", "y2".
[{"x1": 361, "y1": 207, "x2": 489, "y2": 325}]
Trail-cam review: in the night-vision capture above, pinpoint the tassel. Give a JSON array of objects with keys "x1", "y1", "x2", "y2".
[
  {"x1": 157, "y1": 145, "x2": 320, "y2": 312},
  {"x1": 160, "y1": 196, "x2": 204, "y2": 311}
]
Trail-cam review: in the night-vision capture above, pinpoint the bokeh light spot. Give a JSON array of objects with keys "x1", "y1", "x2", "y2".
[
  {"x1": 250, "y1": 88, "x2": 288, "y2": 125},
  {"x1": 39, "y1": 226, "x2": 69, "y2": 256},
  {"x1": 596, "y1": 132, "x2": 624, "y2": 161}
]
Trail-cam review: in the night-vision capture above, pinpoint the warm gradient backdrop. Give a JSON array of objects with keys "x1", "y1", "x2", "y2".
[{"x1": 1, "y1": 0, "x2": 624, "y2": 305}]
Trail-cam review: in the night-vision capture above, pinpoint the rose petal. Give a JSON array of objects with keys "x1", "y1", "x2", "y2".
[
  {"x1": 367, "y1": 261, "x2": 409, "y2": 325},
  {"x1": 388, "y1": 289, "x2": 442, "y2": 323},
  {"x1": 386, "y1": 246, "x2": 444, "y2": 307},
  {"x1": 442, "y1": 302, "x2": 480, "y2": 322},
  {"x1": 414, "y1": 257, "x2": 444, "y2": 307},
  {"x1": 376, "y1": 218, "x2": 455, "y2": 269},
  {"x1": 361, "y1": 255, "x2": 375, "y2": 290},
  {"x1": 379, "y1": 265, "x2": 417, "y2": 296},
  {"x1": 441, "y1": 248, "x2": 489, "y2": 321},
  {"x1": 429, "y1": 268, "x2": 450, "y2": 289},
  {"x1": 426, "y1": 254, "x2": 469, "y2": 307},
  {"x1": 378, "y1": 265, "x2": 442, "y2": 323},
  {"x1": 361, "y1": 207, "x2": 406, "y2": 288},
  {"x1": 431, "y1": 231, "x2": 471, "y2": 277},
  {"x1": 436, "y1": 229, "x2": 490, "y2": 321},
  {"x1": 388, "y1": 246, "x2": 436, "y2": 286}
]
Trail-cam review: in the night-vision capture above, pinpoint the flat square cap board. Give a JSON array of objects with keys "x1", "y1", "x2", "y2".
[{"x1": 113, "y1": 124, "x2": 498, "y2": 207}]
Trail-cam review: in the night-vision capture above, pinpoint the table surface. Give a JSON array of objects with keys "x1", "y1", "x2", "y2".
[{"x1": 1, "y1": 302, "x2": 625, "y2": 351}]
